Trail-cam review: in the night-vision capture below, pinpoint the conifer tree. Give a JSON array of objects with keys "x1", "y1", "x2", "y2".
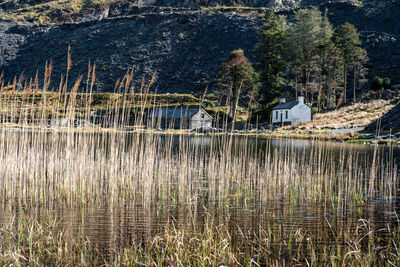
[
  {"x1": 317, "y1": 13, "x2": 343, "y2": 110},
  {"x1": 254, "y1": 12, "x2": 287, "y2": 109},
  {"x1": 285, "y1": 7, "x2": 323, "y2": 102},
  {"x1": 333, "y1": 22, "x2": 368, "y2": 103}
]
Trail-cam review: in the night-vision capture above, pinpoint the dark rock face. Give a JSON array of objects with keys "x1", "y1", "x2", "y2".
[
  {"x1": 0, "y1": 13, "x2": 259, "y2": 93},
  {"x1": 0, "y1": 21, "x2": 27, "y2": 67},
  {"x1": 0, "y1": 0, "x2": 400, "y2": 93},
  {"x1": 320, "y1": 1, "x2": 400, "y2": 84}
]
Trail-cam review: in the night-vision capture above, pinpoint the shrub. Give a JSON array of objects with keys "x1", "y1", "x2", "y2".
[{"x1": 370, "y1": 76, "x2": 390, "y2": 92}]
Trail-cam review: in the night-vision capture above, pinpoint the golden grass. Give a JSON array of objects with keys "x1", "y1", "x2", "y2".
[
  {"x1": 1, "y1": 0, "x2": 120, "y2": 23},
  {"x1": 298, "y1": 99, "x2": 396, "y2": 130},
  {"x1": 0, "y1": 62, "x2": 398, "y2": 266}
]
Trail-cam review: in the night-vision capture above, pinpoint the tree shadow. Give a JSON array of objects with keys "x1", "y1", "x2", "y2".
[{"x1": 366, "y1": 102, "x2": 400, "y2": 133}]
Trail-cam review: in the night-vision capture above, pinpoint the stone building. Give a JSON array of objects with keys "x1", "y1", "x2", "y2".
[
  {"x1": 272, "y1": 96, "x2": 311, "y2": 126},
  {"x1": 149, "y1": 106, "x2": 212, "y2": 130}
]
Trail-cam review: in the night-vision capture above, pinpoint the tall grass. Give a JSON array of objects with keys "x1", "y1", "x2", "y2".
[
  {"x1": 0, "y1": 62, "x2": 397, "y2": 207},
  {"x1": 0, "y1": 61, "x2": 398, "y2": 265}
]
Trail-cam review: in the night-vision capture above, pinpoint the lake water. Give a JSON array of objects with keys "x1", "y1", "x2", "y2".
[{"x1": 0, "y1": 134, "x2": 399, "y2": 261}]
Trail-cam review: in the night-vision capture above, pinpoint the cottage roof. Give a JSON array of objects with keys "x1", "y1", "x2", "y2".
[
  {"x1": 272, "y1": 101, "x2": 299, "y2": 110},
  {"x1": 150, "y1": 106, "x2": 210, "y2": 119}
]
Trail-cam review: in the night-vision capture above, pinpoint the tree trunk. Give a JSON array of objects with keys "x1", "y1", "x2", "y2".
[
  {"x1": 305, "y1": 67, "x2": 311, "y2": 103},
  {"x1": 353, "y1": 66, "x2": 356, "y2": 104},
  {"x1": 326, "y1": 86, "x2": 330, "y2": 110},
  {"x1": 343, "y1": 67, "x2": 347, "y2": 103},
  {"x1": 231, "y1": 82, "x2": 242, "y2": 132}
]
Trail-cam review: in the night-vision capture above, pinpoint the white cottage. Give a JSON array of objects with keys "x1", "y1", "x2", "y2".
[
  {"x1": 149, "y1": 106, "x2": 213, "y2": 130},
  {"x1": 272, "y1": 96, "x2": 311, "y2": 126}
]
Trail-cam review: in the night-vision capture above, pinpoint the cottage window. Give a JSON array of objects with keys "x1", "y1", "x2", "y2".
[
  {"x1": 285, "y1": 111, "x2": 288, "y2": 119},
  {"x1": 276, "y1": 111, "x2": 278, "y2": 119},
  {"x1": 201, "y1": 114, "x2": 205, "y2": 119}
]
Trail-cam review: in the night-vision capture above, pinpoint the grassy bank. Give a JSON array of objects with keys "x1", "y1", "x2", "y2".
[
  {"x1": 0, "y1": 0, "x2": 121, "y2": 24},
  {"x1": 0, "y1": 91, "x2": 203, "y2": 109},
  {"x1": 298, "y1": 99, "x2": 397, "y2": 130}
]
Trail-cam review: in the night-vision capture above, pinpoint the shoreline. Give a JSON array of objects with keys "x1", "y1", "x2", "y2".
[{"x1": 1, "y1": 123, "x2": 398, "y2": 146}]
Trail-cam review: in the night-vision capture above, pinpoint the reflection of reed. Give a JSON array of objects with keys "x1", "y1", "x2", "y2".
[{"x1": 0, "y1": 192, "x2": 396, "y2": 265}]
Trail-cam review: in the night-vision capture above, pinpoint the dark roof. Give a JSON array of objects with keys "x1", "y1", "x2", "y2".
[
  {"x1": 149, "y1": 106, "x2": 203, "y2": 119},
  {"x1": 272, "y1": 101, "x2": 299, "y2": 110}
]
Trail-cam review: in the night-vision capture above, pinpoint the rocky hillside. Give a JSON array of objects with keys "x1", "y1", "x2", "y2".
[
  {"x1": 0, "y1": 11, "x2": 259, "y2": 93},
  {"x1": 0, "y1": 0, "x2": 390, "y2": 12},
  {"x1": 0, "y1": 0, "x2": 399, "y2": 93}
]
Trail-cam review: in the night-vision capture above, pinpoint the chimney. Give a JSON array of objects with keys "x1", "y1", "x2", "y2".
[
  {"x1": 279, "y1": 98, "x2": 286, "y2": 104},
  {"x1": 298, "y1": 96, "x2": 304, "y2": 104}
]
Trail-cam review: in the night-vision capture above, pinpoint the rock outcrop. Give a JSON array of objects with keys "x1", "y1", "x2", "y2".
[
  {"x1": 0, "y1": 11, "x2": 260, "y2": 93},
  {"x1": 0, "y1": 0, "x2": 399, "y2": 93}
]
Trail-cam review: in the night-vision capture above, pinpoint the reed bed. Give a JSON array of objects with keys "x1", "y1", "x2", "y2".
[
  {"x1": 0, "y1": 62, "x2": 397, "y2": 208},
  {"x1": 0, "y1": 62, "x2": 398, "y2": 265},
  {"x1": 0, "y1": 126, "x2": 396, "y2": 209}
]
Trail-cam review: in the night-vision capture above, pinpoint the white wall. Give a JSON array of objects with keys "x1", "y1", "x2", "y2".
[
  {"x1": 272, "y1": 109, "x2": 291, "y2": 124},
  {"x1": 190, "y1": 110, "x2": 212, "y2": 130},
  {"x1": 290, "y1": 103, "x2": 311, "y2": 125},
  {"x1": 272, "y1": 96, "x2": 311, "y2": 125}
]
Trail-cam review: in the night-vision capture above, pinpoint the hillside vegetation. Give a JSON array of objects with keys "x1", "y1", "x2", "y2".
[
  {"x1": 299, "y1": 99, "x2": 396, "y2": 129},
  {"x1": 1, "y1": 0, "x2": 128, "y2": 24}
]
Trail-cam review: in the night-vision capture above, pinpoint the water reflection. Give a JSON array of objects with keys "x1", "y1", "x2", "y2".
[
  {"x1": 270, "y1": 138, "x2": 313, "y2": 149},
  {"x1": 1, "y1": 195, "x2": 397, "y2": 259},
  {"x1": 0, "y1": 135, "x2": 399, "y2": 260}
]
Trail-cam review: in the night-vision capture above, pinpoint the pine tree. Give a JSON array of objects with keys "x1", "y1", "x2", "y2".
[
  {"x1": 285, "y1": 7, "x2": 324, "y2": 102},
  {"x1": 333, "y1": 22, "x2": 368, "y2": 104},
  {"x1": 254, "y1": 12, "x2": 287, "y2": 109},
  {"x1": 317, "y1": 13, "x2": 343, "y2": 110},
  {"x1": 321, "y1": 42, "x2": 343, "y2": 110}
]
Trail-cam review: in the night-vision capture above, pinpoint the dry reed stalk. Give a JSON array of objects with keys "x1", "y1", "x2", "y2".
[{"x1": 0, "y1": 62, "x2": 395, "y2": 226}]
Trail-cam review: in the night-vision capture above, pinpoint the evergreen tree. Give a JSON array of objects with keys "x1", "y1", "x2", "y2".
[
  {"x1": 317, "y1": 13, "x2": 343, "y2": 110},
  {"x1": 320, "y1": 42, "x2": 343, "y2": 110},
  {"x1": 333, "y1": 22, "x2": 368, "y2": 104},
  {"x1": 254, "y1": 12, "x2": 287, "y2": 109},
  {"x1": 285, "y1": 7, "x2": 324, "y2": 102}
]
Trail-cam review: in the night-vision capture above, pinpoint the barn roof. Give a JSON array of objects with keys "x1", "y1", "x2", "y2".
[
  {"x1": 149, "y1": 106, "x2": 205, "y2": 119},
  {"x1": 272, "y1": 101, "x2": 299, "y2": 110}
]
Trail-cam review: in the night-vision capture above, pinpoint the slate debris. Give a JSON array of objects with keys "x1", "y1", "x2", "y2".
[
  {"x1": 0, "y1": 0, "x2": 399, "y2": 93},
  {"x1": 0, "y1": 12, "x2": 259, "y2": 93}
]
